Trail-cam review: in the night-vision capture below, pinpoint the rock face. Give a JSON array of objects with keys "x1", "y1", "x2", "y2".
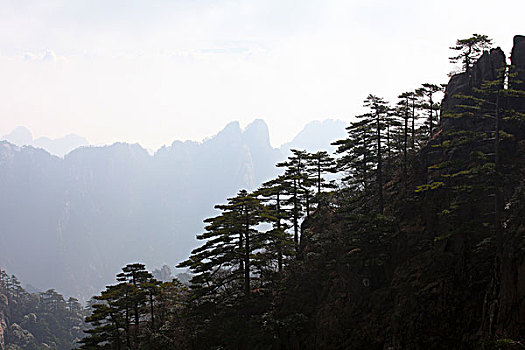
[
  {"x1": 433, "y1": 35, "x2": 525, "y2": 341},
  {"x1": 441, "y1": 47, "x2": 506, "y2": 115},
  {"x1": 471, "y1": 47, "x2": 507, "y2": 87},
  {"x1": 511, "y1": 35, "x2": 525, "y2": 115},
  {"x1": 286, "y1": 35, "x2": 525, "y2": 348},
  {"x1": 511, "y1": 35, "x2": 525, "y2": 91}
]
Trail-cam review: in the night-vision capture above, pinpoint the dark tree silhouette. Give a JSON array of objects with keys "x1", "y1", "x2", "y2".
[{"x1": 449, "y1": 34, "x2": 493, "y2": 74}]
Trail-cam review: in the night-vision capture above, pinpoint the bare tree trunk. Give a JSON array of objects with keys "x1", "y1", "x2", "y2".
[{"x1": 377, "y1": 111, "x2": 384, "y2": 214}]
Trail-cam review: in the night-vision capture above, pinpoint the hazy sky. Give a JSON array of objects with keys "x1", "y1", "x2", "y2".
[{"x1": 0, "y1": 0, "x2": 523, "y2": 149}]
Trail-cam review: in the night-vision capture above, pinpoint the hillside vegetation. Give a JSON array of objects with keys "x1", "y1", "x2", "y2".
[
  {"x1": 76, "y1": 35, "x2": 525, "y2": 349},
  {"x1": 2, "y1": 34, "x2": 524, "y2": 350}
]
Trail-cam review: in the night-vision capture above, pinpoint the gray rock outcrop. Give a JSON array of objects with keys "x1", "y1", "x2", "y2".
[{"x1": 441, "y1": 47, "x2": 506, "y2": 115}]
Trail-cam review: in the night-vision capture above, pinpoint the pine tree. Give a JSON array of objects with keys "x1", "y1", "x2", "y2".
[
  {"x1": 333, "y1": 95, "x2": 394, "y2": 213},
  {"x1": 419, "y1": 83, "x2": 443, "y2": 139},
  {"x1": 115, "y1": 263, "x2": 153, "y2": 347},
  {"x1": 409, "y1": 89, "x2": 424, "y2": 150},
  {"x1": 178, "y1": 189, "x2": 270, "y2": 301},
  {"x1": 255, "y1": 175, "x2": 294, "y2": 273},
  {"x1": 396, "y1": 92, "x2": 413, "y2": 190},
  {"x1": 80, "y1": 263, "x2": 163, "y2": 350},
  {"x1": 383, "y1": 105, "x2": 403, "y2": 181},
  {"x1": 276, "y1": 149, "x2": 311, "y2": 248},
  {"x1": 363, "y1": 94, "x2": 390, "y2": 214},
  {"x1": 0, "y1": 268, "x2": 87, "y2": 349},
  {"x1": 449, "y1": 34, "x2": 493, "y2": 74},
  {"x1": 333, "y1": 117, "x2": 375, "y2": 193},
  {"x1": 80, "y1": 283, "x2": 127, "y2": 350},
  {"x1": 306, "y1": 151, "x2": 337, "y2": 195}
]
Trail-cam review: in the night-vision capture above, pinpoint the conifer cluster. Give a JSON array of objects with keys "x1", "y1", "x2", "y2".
[{"x1": 77, "y1": 34, "x2": 525, "y2": 349}]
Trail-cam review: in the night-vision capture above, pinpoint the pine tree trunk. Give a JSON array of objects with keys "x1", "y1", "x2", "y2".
[
  {"x1": 114, "y1": 320, "x2": 122, "y2": 350},
  {"x1": 317, "y1": 160, "x2": 321, "y2": 194},
  {"x1": 494, "y1": 92, "x2": 503, "y2": 267},
  {"x1": 125, "y1": 297, "x2": 131, "y2": 349},
  {"x1": 293, "y1": 178, "x2": 299, "y2": 249},
  {"x1": 377, "y1": 111, "x2": 384, "y2": 214},
  {"x1": 306, "y1": 192, "x2": 310, "y2": 217},
  {"x1": 404, "y1": 102, "x2": 408, "y2": 192},
  {"x1": 149, "y1": 292, "x2": 155, "y2": 331},
  {"x1": 277, "y1": 192, "x2": 283, "y2": 273},
  {"x1": 412, "y1": 98, "x2": 416, "y2": 151},
  {"x1": 239, "y1": 230, "x2": 244, "y2": 282},
  {"x1": 244, "y1": 207, "x2": 250, "y2": 297},
  {"x1": 429, "y1": 93, "x2": 433, "y2": 138}
]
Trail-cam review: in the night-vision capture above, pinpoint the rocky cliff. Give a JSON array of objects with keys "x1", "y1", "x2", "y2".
[
  {"x1": 511, "y1": 35, "x2": 525, "y2": 93},
  {"x1": 281, "y1": 35, "x2": 525, "y2": 349},
  {"x1": 389, "y1": 34, "x2": 525, "y2": 346}
]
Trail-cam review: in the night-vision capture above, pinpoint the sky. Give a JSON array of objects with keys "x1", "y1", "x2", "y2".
[{"x1": 0, "y1": 0, "x2": 523, "y2": 150}]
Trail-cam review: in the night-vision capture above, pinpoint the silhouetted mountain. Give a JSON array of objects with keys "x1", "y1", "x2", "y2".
[
  {"x1": 34, "y1": 134, "x2": 89, "y2": 158},
  {"x1": 280, "y1": 119, "x2": 347, "y2": 154},
  {"x1": 2, "y1": 126, "x2": 33, "y2": 145},
  {"x1": 1, "y1": 127, "x2": 89, "y2": 158},
  {"x1": 0, "y1": 120, "x2": 284, "y2": 300}
]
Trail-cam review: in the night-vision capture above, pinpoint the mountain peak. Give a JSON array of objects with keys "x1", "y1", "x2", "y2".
[
  {"x1": 1, "y1": 126, "x2": 89, "y2": 157},
  {"x1": 1, "y1": 126, "x2": 33, "y2": 146},
  {"x1": 243, "y1": 119, "x2": 271, "y2": 149},
  {"x1": 245, "y1": 118, "x2": 268, "y2": 131},
  {"x1": 280, "y1": 119, "x2": 347, "y2": 154},
  {"x1": 222, "y1": 121, "x2": 242, "y2": 132}
]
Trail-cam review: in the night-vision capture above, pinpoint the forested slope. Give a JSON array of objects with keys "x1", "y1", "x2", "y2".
[
  {"x1": 79, "y1": 35, "x2": 525, "y2": 349},
  {"x1": 0, "y1": 269, "x2": 86, "y2": 350}
]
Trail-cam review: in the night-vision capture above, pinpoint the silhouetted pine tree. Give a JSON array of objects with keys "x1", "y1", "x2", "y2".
[
  {"x1": 276, "y1": 149, "x2": 311, "y2": 248},
  {"x1": 255, "y1": 175, "x2": 294, "y2": 273},
  {"x1": 178, "y1": 189, "x2": 270, "y2": 301}
]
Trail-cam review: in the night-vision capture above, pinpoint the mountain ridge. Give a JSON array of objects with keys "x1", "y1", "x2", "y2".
[
  {"x1": 0, "y1": 118, "x2": 344, "y2": 300},
  {"x1": 2, "y1": 118, "x2": 345, "y2": 158}
]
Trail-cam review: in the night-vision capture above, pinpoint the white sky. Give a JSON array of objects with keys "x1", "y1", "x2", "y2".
[{"x1": 0, "y1": 0, "x2": 523, "y2": 149}]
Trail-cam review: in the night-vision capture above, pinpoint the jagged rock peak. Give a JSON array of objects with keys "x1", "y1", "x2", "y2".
[
  {"x1": 243, "y1": 119, "x2": 271, "y2": 148},
  {"x1": 512, "y1": 34, "x2": 525, "y2": 53},
  {"x1": 442, "y1": 47, "x2": 506, "y2": 114},
  {"x1": 244, "y1": 119, "x2": 268, "y2": 134},
  {"x1": 211, "y1": 121, "x2": 242, "y2": 141},
  {"x1": 442, "y1": 35, "x2": 525, "y2": 118},
  {"x1": 470, "y1": 47, "x2": 506, "y2": 87},
  {"x1": 511, "y1": 35, "x2": 525, "y2": 91},
  {"x1": 221, "y1": 120, "x2": 242, "y2": 133}
]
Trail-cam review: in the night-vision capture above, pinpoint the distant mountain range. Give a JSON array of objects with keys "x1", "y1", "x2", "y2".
[
  {"x1": 1, "y1": 126, "x2": 89, "y2": 157},
  {"x1": 0, "y1": 119, "x2": 346, "y2": 300},
  {"x1": 280, "y1": 119, "x2": 347, "y2": 155},
  {"x1": 2, "y1": 119, "x2": 347, "y2": 158}
]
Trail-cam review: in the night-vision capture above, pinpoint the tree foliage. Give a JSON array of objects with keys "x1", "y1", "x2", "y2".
[
  {"x1": 449, "y1": 33, "x2": 493, "y2": 74},
  {"x1": 79, "y1": 263, "x2": 188, "y2": 349},
  {"x1": 0, "y1": 268, "x2": 86, "y2": 350},
  {"x1": 74, "y1": 33, "x2": 525, "y2": 349}
]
